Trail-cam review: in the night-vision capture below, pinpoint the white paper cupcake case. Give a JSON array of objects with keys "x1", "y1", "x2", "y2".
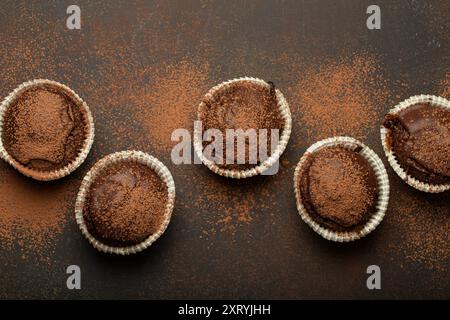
[
  {"x1": 194, "y1": 77, "x2": 292, "y2": 179},
  {"x1": 380, "y1": 94, "x2": 450, "y2": 193},
  {"x1": 0, "y1": 79, "x2": 95, "y2": 181},
  {"x1": 293, "y1": 136, "x2": 390, "y2": 242},
  {"x1": 75, "y1": 151, "x2": 176, "y2": 255}
]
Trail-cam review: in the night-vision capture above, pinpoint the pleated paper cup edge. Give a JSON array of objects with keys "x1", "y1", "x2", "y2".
[
  {"x1": 193, "y1": 77, "x2": 292, "y2": 179},
  {"x1": 293, "y1": 136, "x2": 390, "y2": 242},
  {"x1": 75, "y1": 150, "x2": 176, "y2": 255},
  {"x1": 0, "y1": 79, "x2": 95, "y2": 181},
  {"x1": 380, "y1": 94, "x2": 450, "y2": 193}
]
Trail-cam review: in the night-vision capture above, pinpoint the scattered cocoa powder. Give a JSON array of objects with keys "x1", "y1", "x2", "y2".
[
  {"x1": 0, "y1": 6, "x2": 61, "y2": 88},
  {"x1": 177, "y1": 167, "x2": 287, "y2": 242},
  {"x1": 128, "y1": 60, "x2": 210, "y2": 154},
  {"x1": 69, "y1": 48, "x2": 267, "y2": 241},
  {"x1": 0, "y1": 163, "x2": 77, "y2": 263},
  {"x1": 0, "y1": 7, "x2": 79, "y2": 264},
  {"x1": 438, "y1": 72, "x2": 449, "y2": 99},
  {"x1": 0, "y1": 3, "x2": 210, "y2": 263},
  {"x1": 0, "y1": 2, "x2": 447, "y2": 286},
  {"x1": 0, "y1": 5, "x2": 265, "y2": 245},
  {"x1": 424, "y1": 1, "x2": 450, "y2": 47},
  {"x1": 290, "y1": 52, "x2": 390, "y2": 142},
  {"x1": 191, "y1": 180, "x2": 258, "y2": 238},
  {"x1": 150, "y1": 73, "x2": 284, "y2": 238},
  {"x1": 387, "y1": 191, "x2": 449, "y2": 272}
]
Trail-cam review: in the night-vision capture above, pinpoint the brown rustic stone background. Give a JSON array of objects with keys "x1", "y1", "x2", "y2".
[{"x1": 0, "y1": 0, "x2": 448, "y2": 299}]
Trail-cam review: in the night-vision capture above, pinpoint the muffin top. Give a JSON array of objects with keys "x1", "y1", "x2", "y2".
[
  {"x1": 83, "y1": 162, "x2": 168, "y2": 247},
  {"x1": 199, "y1": 81, "x2": 284, "y2": 170},
  {"x1": 298, "y1": 146, "x2": 378, "y2": 232},
  {"x1": 383, "y1": 103, "x2": 450, "y2": 185},
  {"x1": 2, "y1": 86, "x2": 87, "y2": 171}
]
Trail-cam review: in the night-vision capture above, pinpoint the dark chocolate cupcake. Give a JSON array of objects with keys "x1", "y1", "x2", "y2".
[
  {"x1": 75, "y1": 151, "x2": 175, "y2": 255},
  {"x1": 294, "y1": 137, "x2": 389, "y2": 242},
  {"x1": 0, "y1": 79, "x2": 94, "y2": 181},
  {"x1": 194, "y1": 77, "x2": 292, "y2": 178},
  {"x1": 381, "y1": 95, "x2": 450, "y2": 192}
]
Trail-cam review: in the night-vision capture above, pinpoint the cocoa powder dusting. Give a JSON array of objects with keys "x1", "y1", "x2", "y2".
[
  {"x1": 0, "y1": 8, "x2": 80, "y2": 264},
  {"x1": 194, "y1": 184, "x2": 258, "y2": 239},
  {"x1": 80, "y1": 53, "x2": 268, "y2": 238},
  {"x1": 84, "y1": 162, "x2": 168, "y2": 247},
  {"x1": 178, "y1": 169, "x2": 285, "y2": 241},
  {"x1": 0, "y1": 3, "x2": 447, "y2": 296},
  {"x1": 291, "y1": 53, "x2": 390, "y2": 142},
  {"x1": 199, "y1": 80, "x2": 284, "y2": 170},
  {"x1": 0, "y1": 164, "x2": 77, "y2": 263},
  {"x1": 3, "y1": 86, "x2": 86, "y2": 171},
  {"x1": 131, "y1": 61, "x2": 210, "y2": 153},
  {"x1": 438, "y1": 72, "x2": 449, "y2": 99},
  {"x1": 86, "y1": 60, "x2": 211, "y2": 155},
  {"x1": 388, "y1": 191, "x2": 449, "y2": 272},
  {"x1": 299, "y1": 147, "x2": 377, "y2": 231}
]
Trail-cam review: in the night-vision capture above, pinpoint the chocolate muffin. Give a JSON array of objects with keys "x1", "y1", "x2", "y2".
[
  {"x1": 199, "y1": 80, "x2": 285, "y2": 170},
  {"x1": 297, "y1": 146, "x2": 378, "y2": 232},
  {"x1": 2, "y1": 85, "x2": 87, "y2": 171},
  {"x1": 83, "y1": 161, "x2": 168, "y2": 247},
  {"x1": 383, "y1": 103, "x2": 450, "y2": 185}
]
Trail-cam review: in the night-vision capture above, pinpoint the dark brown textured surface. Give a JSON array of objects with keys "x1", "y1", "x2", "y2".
[{"x1": 0, "y1": 0, "x2": 448, "y2": 299}]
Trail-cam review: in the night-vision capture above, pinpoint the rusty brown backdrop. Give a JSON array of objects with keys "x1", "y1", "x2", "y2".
[{"x1": 0, "y1": 0, "x2": 448, "y2": 299}]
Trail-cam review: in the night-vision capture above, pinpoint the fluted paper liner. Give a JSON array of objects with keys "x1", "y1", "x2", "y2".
[
  {"x1": 380, "y1": 94, "x2": 450, "y2": 193},
  {"x1": 0, "y1": 79, "x2": 95, "y2": 181},
  {"x1": 75, "y1": 151, "x2": 175, "y2": 255},
  {"x1": 294, "y1": 136, "x2": 390, "y2": 242},
  {"x1": 194, "y1": 77, "x2": 292, "y2": 179}
]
